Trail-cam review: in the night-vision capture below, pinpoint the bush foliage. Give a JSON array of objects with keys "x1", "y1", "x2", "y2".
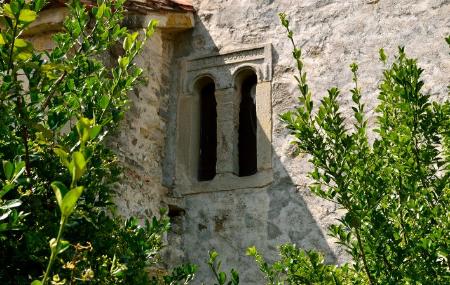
[
  {"x1": 248, "y1": 14, "x2": 449, "y2": 285},
  {"x1": 0, "y1": 1, "x2": 194, "y2": 284},
  {"x1": 1, "y1": 2, "x2": 448, "y2": 285}
]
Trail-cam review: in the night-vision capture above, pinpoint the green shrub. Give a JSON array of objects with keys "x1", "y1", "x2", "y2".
[
  {"x1": 249, "y1": 14, "x2": 449, "y2": 285},
  {"x1": 0, "y1": 1, "x2": 194, "y2": 284}
]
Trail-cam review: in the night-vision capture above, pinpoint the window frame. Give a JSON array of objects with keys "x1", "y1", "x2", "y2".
[{"x1": 175, "y1": 44, "x2": 273, "y2": 195}]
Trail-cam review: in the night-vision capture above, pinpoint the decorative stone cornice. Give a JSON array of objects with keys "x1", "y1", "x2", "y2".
[{"x1": 183, "y1": 44, "x2": 273, "y2": 93}]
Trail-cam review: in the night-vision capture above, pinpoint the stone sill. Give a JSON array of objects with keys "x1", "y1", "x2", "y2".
[{"x1": 177, "y1": 169, "x2": 274, "y2": 196}]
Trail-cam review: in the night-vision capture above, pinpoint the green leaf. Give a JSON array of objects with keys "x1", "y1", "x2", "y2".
[
  {"x1": 14, "y1": 161, "x2": 25, "y2": 175},
  {"x1": 51, "y1": 181, "x2": 69, "y2": 212},
  {"x1": 146, "y1": 19, "x2": 158, "y2": 37},
  {"x1": 0, "y1": 223, "x2": 8, "y2": 231},
  {"x1": 54, "y1": 148, "x2": 69, "y2": 167},
  {"x1": 0, "y1": 34, "x2": 5, "y2": 45},
  {"x1": 0, "y1": 210, "x2": 12, "y2": 221},
  {"x1": 89, "y1": 125, "x2": 102, "y2": 140},
  {"x1": 99, "y1": 95, "x2": 110, "y2": 110},
  {"x1": 0, "y1": 199, "x2": 22, "y2": 210},
  {"x1": 123, "y1": 36, "x2": 131, "y2": 51},
  {"x1": 9, "y1": 2, "x2": 20, "y2": 15},
  {"x1": 0, "y1": 184, "x2": 15, "y2": 199},
  {"x1": 17, "y1": 52, "x2": 32, "y2": 61},
  {"x1": 350, "y1": 62, "x2": 359, "y2": 73},
  {"x1": 60, "y1": 186, "x2": 84, "y2": 217},
  {"x1": 76, "y1": 117, "x2": 95, "y2": 143},
  {"x1": 31, "y1": 280, "x2": 42, "y2": 285},
  {"x1": 209, "y1": 250, "x2": 219, "y2": 262},
  {"x1": 34, "y1": 0, "x2": 46, "y2": 12},
  {"x1": 95, "y1": 3, "x2": 106, "y2": 19},
  {"x1": 246, "y1": 246, "x2": 257, "y2": 256},
  {"x1": 123, "y1": 32, "x2": 139, "y2": 51},
  {"x1": 118, "y1": 56, "x2": 129, "y2": 69},
  {"x1": 231, "y1": 269, "x2": 239, "y2": 284},
  {"x1": 73, "y1": 151, "x2": 86, "y2": 173},
  {"x1": 70, "y1": 152, "x2": 86, "y2": 182},
  {"x1": 3, "y1": 161, "x2": 14, "y2": 180},
  {"x1": 57, "y1": 239, "x2": 70, "y2": 254},
  {"x1": 218, "y1": 272, "x2": 226, "y2": 284},
  {"x1": 67, "y1": 79, "x2": 75, "y2": 91},
  {"x1": 18, "y1": 9, "x2": 37, "y2": 23},
  {"x1": 14, "y1": 39, "x2": 28, "y2": 48},
  {"x1": 379, "y1": 48, "x2": 387, "y2": 63},
  {"x1": 3, "y1": 4, "x2": 15, "y2": 19},
  {"x1": 53, "y1": 147, "x2": 69, "y2": 159}
]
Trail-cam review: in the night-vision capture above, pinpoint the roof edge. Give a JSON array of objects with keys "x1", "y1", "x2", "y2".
[{"x1": 47, "y1": 0, "x2": 194, "y2": 13}]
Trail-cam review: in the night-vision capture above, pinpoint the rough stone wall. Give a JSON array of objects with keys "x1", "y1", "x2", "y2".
[
  {"x1": 162, "y1": 0, "x2": 450, "y2": 283},
  {"x1": 24, "y1": 8, "x2": 180, "y2": 221},
  {"x1": 26, "y1": 6, "x2": 194, "y2": 273},
  {"x1": 110, "y1": 28, "x2": 173, "y2": 220}
]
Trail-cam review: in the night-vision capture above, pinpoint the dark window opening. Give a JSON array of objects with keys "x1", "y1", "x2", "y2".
[
  {"x1": 168, "y1": 204, "x2": 185, "y2": 218},
  {"x1": 238, "y1": 72, "x2": 257, "y2": 176},
  {"x1": 198, "y1": 80, "x2": 217, "y2": 181}
]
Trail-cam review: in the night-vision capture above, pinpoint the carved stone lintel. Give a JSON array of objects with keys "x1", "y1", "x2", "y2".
[
  {"x1": 183, "y1": 44, "x2": 272, "y2": 93},
  {"x1": 187, "y1": 47, "x2": 265, "y2": 71}
]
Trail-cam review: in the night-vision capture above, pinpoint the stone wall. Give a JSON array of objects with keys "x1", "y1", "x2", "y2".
[
  {"x1": 161, "y1": 0, "x2": 450, "y2": 283},
  {"x1": 108, "y1": 12, "x2": 195, "y2": 222},
  {"x1": 110, "y1": 28, "x2": 172, "y2": 220},
  {"x1": 25, "y1": 7, "x2": 195, "y2": 223},
  {"x1": 25, "y1": 5, "x2": 196, "y2": 274}
]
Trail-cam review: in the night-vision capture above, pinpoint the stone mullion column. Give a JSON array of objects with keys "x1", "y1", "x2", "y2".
[
  {"x1": 176, "y1": 94, "x2": 199, "y2": 183},
  {"x1": 215, "y1": 87, "x2": 235, "y2": 174}
]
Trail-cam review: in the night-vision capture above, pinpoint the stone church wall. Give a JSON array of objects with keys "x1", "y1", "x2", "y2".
[
  {"x1": 160, "y1": 0, "x2": 450, "y2": 283},
  {"x1": 25, "y1": 6, "x2": 197, "y2": 272},
  {"x1": 111, "y1": 27, "x2": 174, "y2": 220},
  {"x1": 25, "y1": 8, "x2": 195, "y2": 226}
]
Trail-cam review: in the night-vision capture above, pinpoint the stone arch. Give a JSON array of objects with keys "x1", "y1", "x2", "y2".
[
  {"x1": 190, "y1": 73, "x2": 217, "y2": 94},
  {"x1": 232, "y1": 64, "x2": 261, "y2": 83}
]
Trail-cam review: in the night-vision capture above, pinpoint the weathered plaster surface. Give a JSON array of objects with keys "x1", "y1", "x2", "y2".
[{"x1": 160, "y1": 0, "x2": 450, "y2": 283}]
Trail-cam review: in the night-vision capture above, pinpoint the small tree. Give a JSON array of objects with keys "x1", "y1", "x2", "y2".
[
  {"x1": 249, "y1": 14, "x2": 449, "y2": 284},
  {"x1": 0, "y1": 1, "x2": 195, "y2": 284}
]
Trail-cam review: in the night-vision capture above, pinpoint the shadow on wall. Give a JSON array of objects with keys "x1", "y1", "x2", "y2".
[{"x1": 162, "y1": 16, "x2": 341, "y2": 284}]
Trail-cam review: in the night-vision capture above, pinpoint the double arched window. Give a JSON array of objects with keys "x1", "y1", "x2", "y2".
[
  {"x1": 195, "y1": 68, "x2": 258, "y2": 181},
  {"x1": 176, "y1": 44, "x2": 272, "y2": 194}
]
